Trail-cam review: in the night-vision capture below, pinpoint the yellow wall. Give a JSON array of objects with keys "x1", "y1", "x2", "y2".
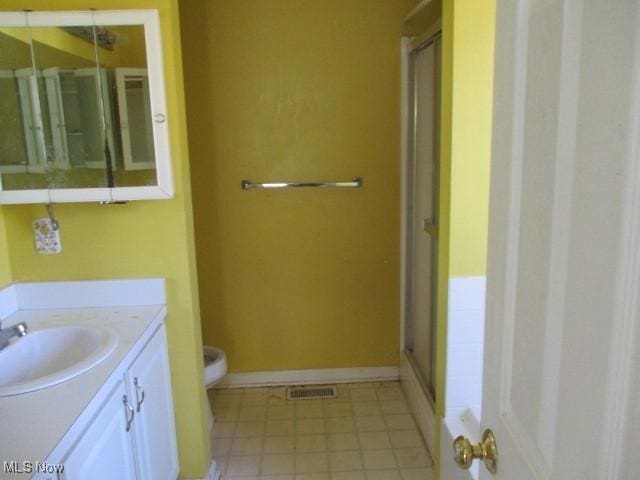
[
  {"x1": 448, "y1": 0, "x2": 494, "y2": 278},
  {"x1": 0, "y1": 1, "x2": 210, "y2": 477},
  {"x1": 181, "y1": 0, "x2": 405, "y2": 373}
]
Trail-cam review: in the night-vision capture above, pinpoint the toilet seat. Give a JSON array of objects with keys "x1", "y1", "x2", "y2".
[{"x1": 203, "y1": 346, "x2": 227, "y2": 389}]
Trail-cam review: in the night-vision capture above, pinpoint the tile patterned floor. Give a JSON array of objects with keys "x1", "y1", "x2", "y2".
[{"x1": 208, "y1": 382, "x2": 434, "y2": 480}]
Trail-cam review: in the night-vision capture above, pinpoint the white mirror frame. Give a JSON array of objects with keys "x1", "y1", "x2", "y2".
[{"x1": 0, "y1": 10, "x2": 174, "y2": 204}]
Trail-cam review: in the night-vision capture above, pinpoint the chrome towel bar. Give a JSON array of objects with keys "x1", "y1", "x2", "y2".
[{"x1": 241, "y1": 177, "x2": 363, "y2": 190}]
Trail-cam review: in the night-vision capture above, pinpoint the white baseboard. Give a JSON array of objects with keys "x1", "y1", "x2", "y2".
[
  {"x1": 216, "y1": 366, "x2": 400, "y2": 389},
  {"x1": 399, "y1": 351, "x2": 436, "y2": 457}
]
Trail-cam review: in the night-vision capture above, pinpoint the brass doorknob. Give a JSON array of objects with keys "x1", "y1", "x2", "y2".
[{"x1": 453, "y1": 428, "x2": 498, "y2": 474}]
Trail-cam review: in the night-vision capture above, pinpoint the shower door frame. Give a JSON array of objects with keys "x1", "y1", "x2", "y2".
[{"x1": 401, "y1": 28, "x2": 442, "y2": 401}]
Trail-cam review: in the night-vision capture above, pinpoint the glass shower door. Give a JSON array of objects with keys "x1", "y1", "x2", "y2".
[{"x1": 405, "y1": 33, "x2": 441, "y2": 400}]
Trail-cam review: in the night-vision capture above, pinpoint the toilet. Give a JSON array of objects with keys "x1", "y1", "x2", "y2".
[
  {"x1": 203, "y1": 346, "x2": 228, "y2": 388},
  {"x1": 203, "y1": 346, "x2": 228, "y2": 433}
]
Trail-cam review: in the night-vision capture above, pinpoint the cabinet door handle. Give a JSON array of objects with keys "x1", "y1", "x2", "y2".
[
  {"x1": 134, "y1": 377, "x2": 145, "y2": 412},
  {"x1": 123, "y1": 395, "x2": 135, "y2": 432}
]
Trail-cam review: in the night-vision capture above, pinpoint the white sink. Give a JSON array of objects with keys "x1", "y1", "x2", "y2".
[{"x1": 0, "y1": 325, "x2": 117, "y2": 396}]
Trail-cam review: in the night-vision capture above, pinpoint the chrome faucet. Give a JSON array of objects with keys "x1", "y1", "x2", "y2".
[{"x1": 0, "y1": 320, "x2": 28, "y2": 351}]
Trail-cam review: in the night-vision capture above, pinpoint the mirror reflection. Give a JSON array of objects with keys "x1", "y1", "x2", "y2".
[{"x1": 0, "y1": 24, "x2": 157, "y2": 191}]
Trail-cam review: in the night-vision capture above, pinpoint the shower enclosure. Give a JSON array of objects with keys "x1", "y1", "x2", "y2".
[{"x1": 404, "y1": 32, "x2": 441, "y2": 401}]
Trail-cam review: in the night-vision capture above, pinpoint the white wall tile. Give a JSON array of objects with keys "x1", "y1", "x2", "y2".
[
  {"x1": 0, "y1": 284, "x2": 18, "y2": 320},
  {"x1": 445, "y1": 376, "x2": 482, "y2": 410},
  {"x1": 446, "y1": 344, "x2": 484, "y2": 378},
  {"x1": 447, "y1": 310, "x2": 485, "y2": 344},
  {"x1": 448, "y1": 277, "x2": 486, "y2": 312},
  {"x1": 13, "y1": 278, "x2": 166, "y2": 309},
  {"x1": 446, "y1": 276, "x2": 486, "y2": 418}
]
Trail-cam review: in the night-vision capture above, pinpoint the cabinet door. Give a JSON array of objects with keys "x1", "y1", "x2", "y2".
[
  {"x1": 61, "y1": 380, "x2": 137, "y2": 480},
  {"x1": 43, "y1": 68, "x2": 71, "y2": 169},
  {"x1": 127, "y1": 325, "x2": 179, "y2": 480},
  {"x1": 73, "y1": 68, "x2": 117, "y2": 170},
  {"x1": 116, "y1": 68, "x2": 155, "y2": 170}
]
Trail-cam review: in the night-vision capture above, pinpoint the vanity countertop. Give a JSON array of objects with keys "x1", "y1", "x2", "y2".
[{"x1": 0, "y1": 280, "x2": 167, "y2": 480}]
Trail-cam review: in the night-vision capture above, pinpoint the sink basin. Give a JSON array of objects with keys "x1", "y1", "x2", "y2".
[{"x1": 0, "y1": 325, "x2": 117, "y2": 396}]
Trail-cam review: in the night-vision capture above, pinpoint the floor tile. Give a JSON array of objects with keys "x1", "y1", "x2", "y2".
[
  {"x1": 399, "y1": 468, "x2": 433, "y2": 480},
  {"x1": 379, "y1": 402, "x2": 408, "y2": 415},
  {"x1": 331, "y1": 472, "x2": 365, "y2": 480},
  {"x1": 266, "y1": 420, "x2": 296, "y2": 436},
  {"x1": 375, "y1": 388, "x2": 404, "y2": 402},
  {"x1": 239, "y1": 406, "x2": 268, "y2": 421},
  {"x1": 227, "y1": 455, "x2": 261, "y2": 477},
  {"x1": 327, "y1": 433, "x2": 359, "y2": 451},
  {"x1": 325, "y1": 402, "x2": 353, "y2": 417},
  {"x1": 248, "y1": 387, "x2": 273, "y2": 393},
  {"x1": 236, "y1": 421, "x2": 266, "y2": 438},
  {"x1": 352, "y1": 402, "x2": 382, "y2": 417},
  {"x1": 243, "y1": 392, "x2": 270, "y2": 406},
  {"x1": 269, "y1": 393, "x2": 289, "y2": 405},
  {"x1": 325, "y1": 417, "x2": 356, "y2": 433},
  {"x1": 297, "y1": 419, "x2": 326, "y2": 435},
  {"x1": 213, "y1": 438, "x2": 233, "y2": 457},
  {"x1": 210, "y1": 381, "x2": 431, "y2": 480},
  {"x1": 296, "y1": 435, "x2": 328, "y2": 453},
  {"x1": 231, "y1": 437, "x2": 263, "y2": 456},
  {"x1": 388, "y1": 431, "x2": 423, "y2": 449},
  {"x1": 295, "y1": 474, "x2": 331, "y2": 480},
  {"x1": 364, "y1": 470, "x2": 401, "y2": 480},
  {"x1": 264, "y1": 436, "x2": 296, "y2": 454},
  {"x1": 334, "y1": 386, "x2": 352, "y2": 401},
  {"x1": 261, "y1": 454, "x2": 295, "y2": 475},
  {"x1": 269, "y1": 405, "x2": 296, "y2": 420},
  {"x1": 328, "y1": 451, "x2": 363, "y2": 472},
  {"x1": 295, "y1": 453, "x2": 329, "y2": 473},
  {"x1": 215, "y1": 389, "x2": 243, "y2": 400},
  {"x1": 216, "y1": 406, "x2": 240, "y2": 422},
  {"x1": 215, "y1": 394, "x2": 244, "y2": 408},
  {"x1": 358, "y1": 432, "x2": 392, "y2": 450},
  {"x1": 213, "y1": 422, "x2": 237, "y2": 438},
  {"x1": 382, "y1": 415, "x2": 415, "y2": 431},
  {"x1": 268, "y1": 387, "x2": 287, "y2": 402},
  {"x1": 362, "y1": 450, "x2": 397, "y2": 470},
  {"x1": 349, "y1": 388, "x2": 377, "y2": 402},
  {"x1": 217, "y1": 457, "x2": 229, "y2": 476},
  {"x1": 355, "y1": 416, "x2": 386, "y2": 432},
  {"x1": 296, "y1": 401, "x2": 325, "y2": 419},
  {"x1": 393, "y1": 448, "x2": 431, "y2": 468},
  {"x1": 324, "y1": 395, "x2": 351, "y2": 405}
]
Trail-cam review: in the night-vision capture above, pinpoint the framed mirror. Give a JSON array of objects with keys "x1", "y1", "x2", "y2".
[{"x1": 0, "y1": 10, "x2": 173, "y2": 204}]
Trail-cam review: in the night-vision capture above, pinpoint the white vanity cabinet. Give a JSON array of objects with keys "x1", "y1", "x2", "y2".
[
  {"x1": 59, "y1": 380, "x2": 138, "y2": 480},
  {"x1": 60, "y1": 325, "x2": 178, "y2": 480},
  {"x1": 125, "y1": 324, "x2": 179, "y2": 480}
]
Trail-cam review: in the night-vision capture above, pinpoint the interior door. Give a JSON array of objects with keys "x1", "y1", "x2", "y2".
[{"x1": 448, "y1": 0, "x2": 640, "y2": 478}]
